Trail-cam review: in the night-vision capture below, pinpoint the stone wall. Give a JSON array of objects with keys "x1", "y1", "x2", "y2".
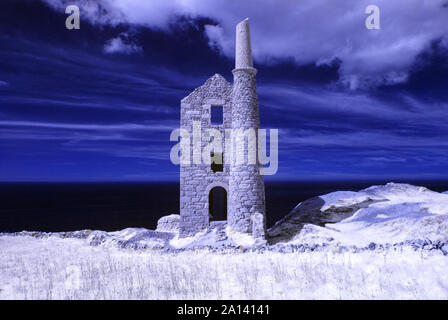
[{"x1": 179, "y1": 74, "x2": 233, "y2": 237}]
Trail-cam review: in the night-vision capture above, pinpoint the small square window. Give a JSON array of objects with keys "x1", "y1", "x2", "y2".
[{"x1": 210, "y1": 105, "x2": 223, "y2": 125}]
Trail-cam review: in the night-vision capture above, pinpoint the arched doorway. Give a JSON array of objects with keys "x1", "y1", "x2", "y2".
[{"x1": 209, "y1": 186, "x2": 227, "y2": 221}]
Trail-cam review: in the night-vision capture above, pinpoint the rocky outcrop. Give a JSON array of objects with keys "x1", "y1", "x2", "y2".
[
  {"x1": 156, "y1": 214, "x2": 180, "y2": 232},
  {"x1": 267, "y1": 196, "x2": 384, "y2": 244}
]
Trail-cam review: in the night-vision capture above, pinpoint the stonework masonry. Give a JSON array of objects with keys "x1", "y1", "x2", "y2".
[{"x1": 179, "y1": 18, "x2": 266, "y2": 238}]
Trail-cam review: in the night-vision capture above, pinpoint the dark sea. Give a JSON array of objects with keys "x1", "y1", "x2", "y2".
[{"x1": 1, "y1": 180, "x2": 448, "y2": 233}]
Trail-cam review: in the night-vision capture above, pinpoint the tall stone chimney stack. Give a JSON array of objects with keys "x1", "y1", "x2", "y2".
[
  {"x1": 235, "y1": 18, "x2": 254, "y2": 69},
  {"x1": 229, "y1": 18, "x2": 266, "y2": 236}
]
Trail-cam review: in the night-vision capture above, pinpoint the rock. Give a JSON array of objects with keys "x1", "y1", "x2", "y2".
[
  {"x1": 414, "y1": 239, "x2": 425, "y2": 247},
  {"x1": 267, "y1": 195, "x2": 384, "y2": 244},
  {"x1": 441, "y1": 243, "x2": 448, "y2": 256},
  {"x1": 87, "y1": 231, "x2": 108, "y2": 246},
  {"x1": 156, "y1": 214, "x2": 180, "y2": 232}
]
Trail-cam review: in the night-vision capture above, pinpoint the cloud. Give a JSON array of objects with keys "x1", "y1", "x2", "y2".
[
  {"x1": 0, "y1": 80, "x2": 9, "y2": 87},
  {"x1": 258, "y1": 83, "x2": 448, "y2": 127},
  {"x1": 204, "y1": 24, "x2": 232, "y2": 55},
  {"x1": 256, "y1": 81, "x2": 448, "y2": 160},
  {"x1": 43, "y1": 0, "x2": 448, "y2": 89},
  {"x1": 65, "y1": 144, "x2": 170, "y2": 161},
  {"x1": 280, "y1": 129, "x2": 448, "y2": 149},
  {"x1": 103, "y1": 33, "x2": 142, "y2": 55},
  {"x1": 0, "y1": 128, "x2": 141, "y2": 141},
  {"x1": 0, "y1": 120, "x2": 175, "y2": 131}
]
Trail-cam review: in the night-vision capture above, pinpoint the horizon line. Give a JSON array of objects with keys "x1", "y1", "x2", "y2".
[{"x1": 2, "y1": 178, "x2": 448, "y2": 183}]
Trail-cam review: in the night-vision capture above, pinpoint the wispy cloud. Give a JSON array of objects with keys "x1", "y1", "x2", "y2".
[
  {"x1": 280, "y1": 129, "x2": 448, "y2": 149},
  {"x1": 65, "y1": 144, "x2": 170, "y2": 161},
  {"x1": 260, "y1": 83, "x2": 448, "y2": 121},
  {"x1": 0, "y1": 128, "x2": 142, "y2": 141},
  {"x1": 258, "y1": 82, "x2": 448, "y2": 144},
  {"x1": 103, "y1": 33, "x2": 142, "y2": 55},
  {"x1": 0, "y1": 120, "x2": 176, "y2": 131}
]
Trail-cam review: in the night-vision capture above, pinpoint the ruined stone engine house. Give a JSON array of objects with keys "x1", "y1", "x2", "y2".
[{"x1": 179, "y1": 19, "x2": 266, "y2": 238}]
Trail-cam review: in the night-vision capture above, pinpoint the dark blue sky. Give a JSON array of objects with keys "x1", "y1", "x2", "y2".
[{"x1": 0, "y1": 0, "x2": 447, "y2": 181}]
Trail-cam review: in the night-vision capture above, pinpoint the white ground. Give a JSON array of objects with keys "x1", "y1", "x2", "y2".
[
  {"x1": 1, "y1": 183, "x2": 448, "y2": 299},
  {"x1": 1, "y1": 235, "x2": 448, "y2": 299}
]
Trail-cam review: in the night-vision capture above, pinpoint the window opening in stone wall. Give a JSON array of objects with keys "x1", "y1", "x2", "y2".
[
  {"x1": 211, "y1": 152, "x2": 223, "y2": 173},
  {"x1": 210, "y1": 105, "x2": 223, "y2": 125}
]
